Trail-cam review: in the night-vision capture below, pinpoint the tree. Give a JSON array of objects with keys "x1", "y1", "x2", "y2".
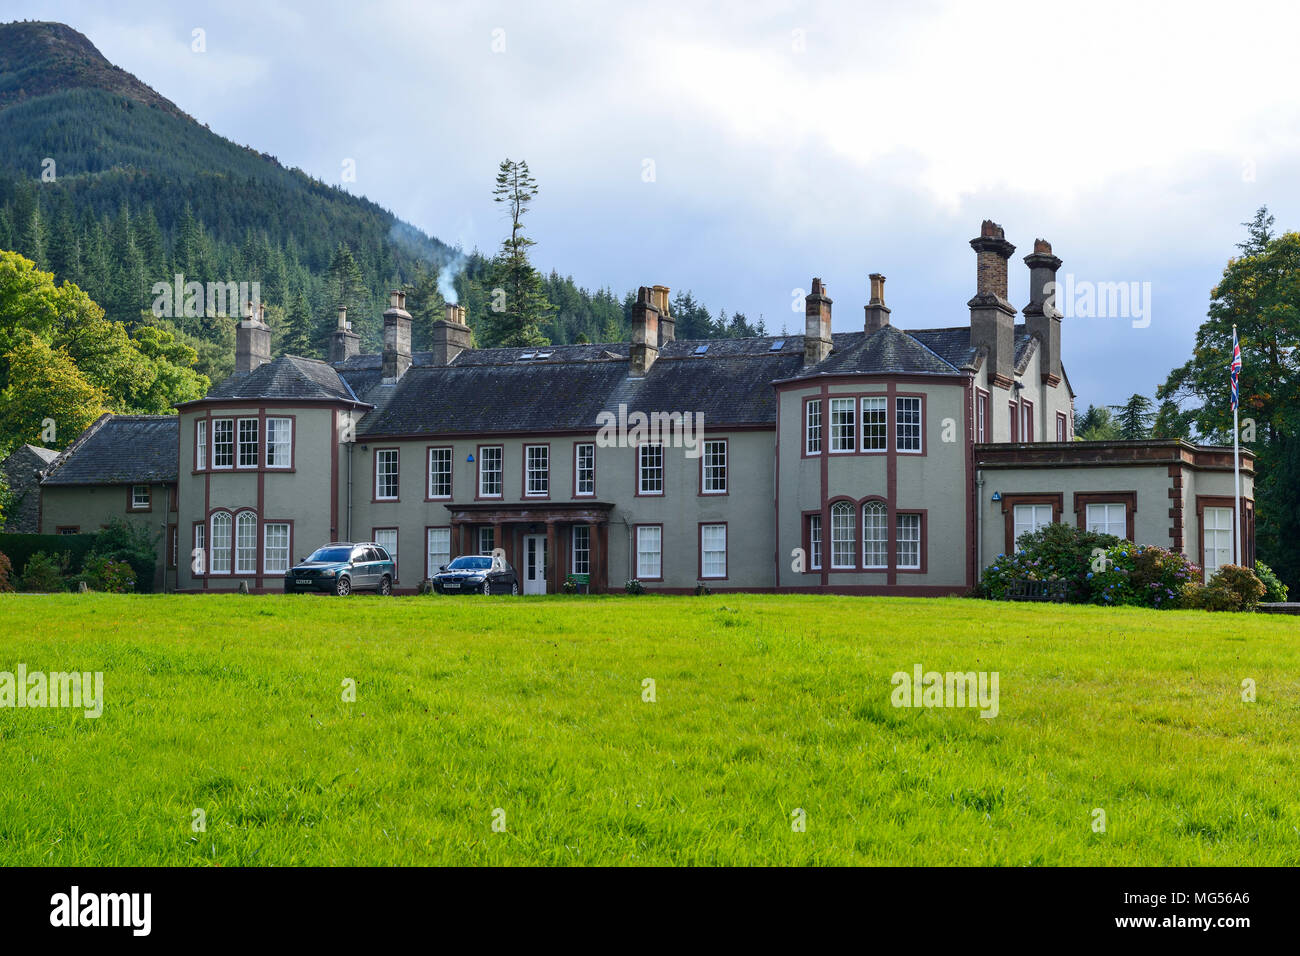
[
  {"x1": 1160, "y1": 206, "x2": 1300, "y2": 589},
  {"x1": 1110, "y1": 394, "x2": 1154, "y2": 440},
  {"x1": 319, "y1": 243, "x2": 370, "y2": 352},
  {"x1": 1076, "y1": 404, "x2": 1120, "y2": 441},
  {"x1": 1151, "y1": 399, "x2": 1194, "y2": 440},
  {"x1": 279, "y1": 289, "x2": 315, "y2": 358},
  {"x1": 405, "y1": 264, "x2": 446, "y2": 353},
  {"x1": 0, "y1": 333, "x2": 107, "y2": 448},
  {"x1": 483, "y1": 159, "x2": 553, "y2": 347}
]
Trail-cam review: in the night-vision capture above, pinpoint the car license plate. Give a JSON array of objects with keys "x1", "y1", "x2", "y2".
[
  {"x1": 296, "y1": 579, "x2": 312, "y2": 585},
  {"x1": 443, "y1": 582, "x2": 459, "y2": 589}
]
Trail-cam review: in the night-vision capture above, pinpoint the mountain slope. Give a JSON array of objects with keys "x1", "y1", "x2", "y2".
[{"x1": 0, "y1": 20, "x2": 759, "y2": 378}]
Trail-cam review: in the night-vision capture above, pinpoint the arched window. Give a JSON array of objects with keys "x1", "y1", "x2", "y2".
[
  {"x1": 863, "y1": 501, "x2": 888, "y2": 568},
  {"x1": 830, "y1": 501, "x2": 856, "y2": 569},
  {"x1": 235, "y1": 512, "x2": 258, "y2": 574},
  {"x1": 210, "y1": 511, "x2": 232, "y2": 574}
]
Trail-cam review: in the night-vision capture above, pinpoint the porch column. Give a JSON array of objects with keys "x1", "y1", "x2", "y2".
[
  {"x1": 493, "y1": 522, "x2": 503, "y2": 559},
  {"x1": 589, "y1": 521, "x2": 603, "y2": 594},
  {"x1": 546, "y1": 520, "x2": 558, "y2": 593},
  {"x1": 596, "y1": 522, "x2": 609, "y2": 593}
]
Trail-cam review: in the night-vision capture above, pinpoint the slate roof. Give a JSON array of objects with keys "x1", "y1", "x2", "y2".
[
  {"x1": 188, "y1": 322, "x2": 1049, "y2": 438},
  {"x1": 22, "y1": 444, "x2": 60, "y2": 465},
  {"x1": 41, "y1": 414, "x2": 178, "y2": 485},
  {"x1": 906, "y1": 324, "x2": 1037, "y2": 375},
  {"x1": 204, "y1": 354, "x2": 365, "y2": 404}
]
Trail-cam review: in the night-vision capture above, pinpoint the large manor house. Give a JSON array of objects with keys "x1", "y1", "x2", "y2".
[{"x1": 7, "y1": 222, "x2": 1254, "y2": 594}]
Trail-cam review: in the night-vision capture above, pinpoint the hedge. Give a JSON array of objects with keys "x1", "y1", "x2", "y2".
[{"x1": 0, "y1": 533, "x2": 99, "y2": 578}]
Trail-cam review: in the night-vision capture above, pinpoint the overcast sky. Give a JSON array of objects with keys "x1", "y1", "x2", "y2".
[{"x1": 11, "y1": 0, "x2": 1300, "y2": 408}]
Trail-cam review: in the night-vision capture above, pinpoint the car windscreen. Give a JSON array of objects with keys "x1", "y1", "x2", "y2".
[
  {"x1": 447, "y1": 557, "x2": 492, "y2": 570},
  {"x1": 306, "y1": 547, "x2": 352, "y2": 563}
]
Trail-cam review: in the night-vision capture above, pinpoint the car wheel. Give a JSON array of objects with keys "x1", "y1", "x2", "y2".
[
  {"x1": 378, "y1": 575, "x2": 392, "y2": 596},
  {"x1": 481, "y1": 579, "x2": 492, "y2": 596},
  {"x1": 511, "y1": 580, "x2": 519, "y2": 595},
  {"x1": 335, "y1": 575, "x2": 351, "y2": 596}
]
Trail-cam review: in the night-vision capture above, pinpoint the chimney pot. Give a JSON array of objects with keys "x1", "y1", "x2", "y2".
[
  {"x1": 630, "y1": 286, "x2": 661, "y2": 376},
  {"x1": 804, "y1": 277, "x2": 833, "y2": 365},
  {"x1": 1023, "y1": 240, "x2": 1064, "y2": 386},
  {"x1": 864, "y1": 273, "x2": 891, "y2": 333},
  {"x1": 968, "y1": 221, "x2": 1017, "y2": 387}
]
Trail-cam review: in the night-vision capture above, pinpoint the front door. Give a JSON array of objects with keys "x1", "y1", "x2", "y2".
[{"x1": 523, "y1": 534, "x2": 547, "y2": 595}]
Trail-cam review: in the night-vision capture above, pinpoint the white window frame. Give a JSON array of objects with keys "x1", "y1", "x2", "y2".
[
  {"x1": 478, "y1": 527, "x2": 495, "y2": 556},
  {"x1": 428, "y1": 447, "x2": 452, "y2": 499},
  {"x1": 635, "y1": 525, "x2": 662, "y2": 579},
  {"x1": 896, "y1": 396, "x2": 922, "y2": 453},
  {"x1": 375, "y1": 449, "x2": 399, "y2": 501},
  {"x1": 234, "y1": 511, "x2": 257, "y2": 574},
  {"x1": 808, "y1": 514, "x2": 822, "y2": 571},
  {"x1": 1085, "y1": 502, "x2": 1127, "y2": 539},
  {"x1": 574, "y1": 443, "x2": 595, "y2": 497},
  {"x1": 805, "y1": 399, "x2": 822, "y2": 455},
  {"x1": 237, "y1": 417, "x2": 259, "y2": 469},
  {"x1": 1203, "y1": 506, "x2": 1234, "y2": 581},
  {"x1": 638, "y1": 444, "x2": 664, "y2": 495},
  {"x1": 478, "y1": 446, "x2": 503, "y2": 498},
  {"x1": 525, "y1": 445, "x2": 550, "y2": 497},
  {"x1": 131, "y1": 484, "x2": 150, "y2": 509},
  {"x1": 976, "y1": 391, "x2": 988, "y2": 444},
  {"x1": 209, "y1": 511, "x2": 231, "y2": 574},
  {"x1": 374, "y1": 529, "x2": 398, "y2": 581},
  {"x1": 830, "y1": 397, "x2": 856, "y2": 453},
  {"x1": 265, "y1": 417, "x2": 292, "y2": 468},
  {"x1": 427, "y1": 527, "x2": 451, "y2": 576},
  {"x1": 212, "y1": 419, "x2": 234, "y2": 469},
  {"x1": 263, "y1": 522, "x2": 290, "y2": 574},
  {"x1": 196, "y1": 419, "x2": 208, "y2": 470},
  {"x1": 896, "y1": 513, "x2": 921, "y2": 570},
  {"x1": 701, "y1": 439, "x2": 727, "y2": 494},
  {"x1": 193, "y1": 523, "x2": 207, "y2": 575},
  {"x1": 830, "y1": 501, "x2": 856, "y2": 569},
  {"x1": 700, "y1": 523, "x2": 727, "y2": 579},
  {"x1": 1013, "y1": 504, "x2": 1054, "y2": 549},
  {"x1": 571, "y1": 525, "x2": 591, "y2": 575},
  {"x1": 863, "y1": 501, "x2": 887, "y2": 569},
  {"x1": 861, "y1": 396, "x2": 887, "y2": 452}
]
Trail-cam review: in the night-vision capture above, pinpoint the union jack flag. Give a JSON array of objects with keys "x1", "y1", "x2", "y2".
[{"x1": 1230, "y1": 327, "x2": 1242, "y2": 411}]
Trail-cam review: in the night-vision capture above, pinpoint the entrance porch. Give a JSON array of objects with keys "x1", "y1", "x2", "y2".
[{"x1": 443, "y1": 501, "x2": 614, "y2": 595}]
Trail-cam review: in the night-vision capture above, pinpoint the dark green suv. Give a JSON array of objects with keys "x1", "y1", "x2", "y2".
[{"x1": 285, "y1": 542, "x2": 396, "y2": 595}]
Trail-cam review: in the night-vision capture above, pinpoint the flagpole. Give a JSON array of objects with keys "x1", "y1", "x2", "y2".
[{"x1": 1233, "y1": 324, "x2": 1241, "y2": 567}]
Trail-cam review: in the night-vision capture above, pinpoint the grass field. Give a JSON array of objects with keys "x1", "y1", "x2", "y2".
[{"x1": 1, "y1": 592, "x2": 1297, "y2": 866}]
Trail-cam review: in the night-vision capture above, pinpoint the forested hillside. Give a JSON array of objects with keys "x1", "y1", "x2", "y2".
[{"x1": 0, "y1": 20, "x2": 764, "y2": 387}]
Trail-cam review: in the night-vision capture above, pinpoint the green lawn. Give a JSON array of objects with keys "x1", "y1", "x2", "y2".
[{"x1": 1, "y1": 593, "x2": 1297, "y2": 866}]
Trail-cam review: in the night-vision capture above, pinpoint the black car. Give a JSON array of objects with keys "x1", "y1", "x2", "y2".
[
  {"x1": 431, "y1": 554, "x2": 519, "y2": 595},
  {"x1": 285, "y1": 542, "x2": 396, "y2": 595}
]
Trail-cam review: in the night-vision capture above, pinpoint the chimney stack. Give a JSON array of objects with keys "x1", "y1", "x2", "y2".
[
  {"x1": 431, "y1": 302, "x2": 472, "y2": 366},
  {"x1": 382, "y1": 289, "x2": 412, "y2": 383},
  {"x1": 653, "y1": 285, "x2": 674, "y2": 346},
  {"x1": 863, "y1": 273, "x2": 891, "y2": 333},
  {"x1": 803, "y1": 278, "x2": 833, "y2": 365},
  {"x1": 235, "y1": 300, "x2": 272, "y2": 374},
  {"x1": 968, "y1": 221, "x2": 1017, "y2": 388},
  {"x1": 630, "y1": 286, "x2": 661, "y2": 377},
  {"x1": 329, "y1": 304, "x2": 360, "y2": 364},
  {"x1": 1023, "y1": 239, "x2": 1063, "y2": 386}
]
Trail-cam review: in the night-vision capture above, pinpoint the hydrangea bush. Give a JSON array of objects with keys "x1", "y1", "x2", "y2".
[{"x1": 1088, "y1": 543, "x2": 1200, "y2": 609}]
